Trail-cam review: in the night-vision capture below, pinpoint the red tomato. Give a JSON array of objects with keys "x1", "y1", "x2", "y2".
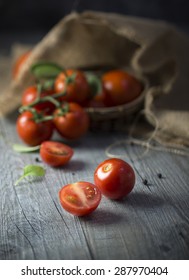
[
  {"x1": 55, "y1": 69, "x2": 90, "y2": 105},
  {"x1": 53, "y1": 102, "x2": 90, "y2": 140},
  {"x1": 13, "y1": 51, "x2": 31, "y2": 79},
  {"x1": 22, "y1": 86, "x2": 56, "y2": 114},
  {"x1": 16, "y1": 111, "x2": 54, "y2": 146},
  {"x1": 59, "y1": 181, "x2": 101, "y2": 216},
  {"x1": 40, "y1": 141, "x2": 74, "y2": 167},
  {"x1": 102, "y1": 70, "x2": 143, "y2": 106},
  {"x1": 94, "y1": 158, "x2": 135, "y2": 199}
]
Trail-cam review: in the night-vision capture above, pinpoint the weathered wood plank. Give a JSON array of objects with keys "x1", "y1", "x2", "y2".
[{"x1": 0, "y1": 114, "x2": 189, "y2": 260}]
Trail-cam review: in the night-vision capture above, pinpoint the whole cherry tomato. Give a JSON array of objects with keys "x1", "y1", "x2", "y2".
[
  {"x1": 21, "y1": 86, "x2": 56, "y2": 114},
  {"x1": 13, "y1": 51, "x2": 31, "y2": 79},
  {"x1": 53, "y1": 102, "x2": 90, "y2": 140},
  {"x1": 59, "y1": 181, "x2": 101, "y2": 216},
  {"x1": 16, "y1": 111, "x2": 54, "y2": 146},
  {"x1": 55, "y1": 69, "x2": 90, "y2": 105},
  {"x1": 102, "y1": 70, "x2": 143, "y2": 106},
  {"x1": 40, "y1": 141, "x2": 74, "y2": 167},
  {"x1": 94, "y1": 158, "x2": 135, "y2": 199}
]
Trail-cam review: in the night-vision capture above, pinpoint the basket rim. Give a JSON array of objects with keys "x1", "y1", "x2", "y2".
[{"x1": 86, "y1": 88, "x2": 145, "y2": 114}]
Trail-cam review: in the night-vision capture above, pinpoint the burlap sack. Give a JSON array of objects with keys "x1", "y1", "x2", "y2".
[{"x1": 0, "y1": 11, "x2": 189, "y2": 147}]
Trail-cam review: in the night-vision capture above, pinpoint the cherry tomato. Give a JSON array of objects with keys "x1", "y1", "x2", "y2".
[
  {"x1": 102, "y1": 70, "x2": 143, "y2": 106},
  {"x1": 94, "y1": 158, "x2": 135, "y2": 199},
  {"x1": 21, "y1": 86, "x2": 56, "y2": 114},
  {"x1": 59, "y1": 181, "x2": 101, "y2": 216},
  {"x1": 13, "y1": 51, "x2": 31, "y2": 79},
  {"x1": 53, "y1": 102, "x2": 90, "y2": 140},
  {"x1": 16, "y1": 111, "x2": 54, "y2": 146},
  {"x1": 40, "y1": 141, "x2": 74, "y2": 167},
  {"x1": 55, "y1": 69, "x2": 90, "y2": 105}
]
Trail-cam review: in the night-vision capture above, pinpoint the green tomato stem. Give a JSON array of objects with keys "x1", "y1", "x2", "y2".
[
  {"x1": 35, "y1": 115, "x2": 54, "y2": 123},
  {"x1": 19, "y1": 91, "x2": 66, "y2": 113}
]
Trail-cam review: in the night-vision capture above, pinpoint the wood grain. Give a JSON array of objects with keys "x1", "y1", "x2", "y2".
[{"x1": 0, "y1": 114, "x2": 189, "y2": 260}]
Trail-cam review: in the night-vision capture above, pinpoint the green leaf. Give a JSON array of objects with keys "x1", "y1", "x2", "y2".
[
  {"x1": 15, "y1": 165, "x2": 45, "y2": 186},
  {"x1": 13, "y1": 144, "x2": 40, "y2": 153},
  {"x1": 86, "y1": 73, "x2": 102, "y2": 98},
  {"x1": 30, "y1": 62, "x2": 63, "y2": 79}
]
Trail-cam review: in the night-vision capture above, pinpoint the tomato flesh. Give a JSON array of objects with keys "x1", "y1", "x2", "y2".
[
  {"x1": 94, "y1": 158, "x2": 135, "y2": 199},
  {"x1": 59, "y1": 182, "x2": 101, "y2": 216},
  {"x1": 40, "y1": 141, "x2": 74, "y2": 167}
]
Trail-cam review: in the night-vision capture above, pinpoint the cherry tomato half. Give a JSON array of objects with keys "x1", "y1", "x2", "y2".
[
  {"x1": 59, "y1": 181, "x2": 101, "y2": 216},
  {"x1": 40, "y1": 141, "x2": 74, "y2": 167},
  {"x1": 102, "y1": 70, "x2": 143, "y2": 106},
  {"x1": 53, "y1": 102, "x2": 90, "y2": 140},
  {"x1": 22, "y1": 86, "x2": 56, "y2": 114},
  {"x1": 55, "y1": 69, "x2": 90, "y2": 105},
  {"x1": 16, "y1": 111, "x2": 54, "y2": 146},
  {"x1": 94, "y1": 158, "x2": 135, "y2": 199},
  {"x1": 13, "y1": 51, "x2": 31, "y2": 79}
]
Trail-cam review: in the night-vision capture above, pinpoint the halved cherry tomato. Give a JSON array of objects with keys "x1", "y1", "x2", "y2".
[
  {"x1": 53, "y1": 102, "x2": 90, "y2": 140},
  {"x1": 102, "y1": 70, "x2": 143, "y2": 106},
  {"x1": 13, "y1": 51, "x2": 31, "y2": 79},
  {"x1": 59, "y1": 181, "x2": 101, "y2": 216},
  {"x1": 94, "y1": 158, "x2": 135, "y2": 199},
  {"x1": 16, "y1": 111, "x2": 54, "y2": 146},
  {"x1": 40, "y1": 141, "x2": 74, "y2": 167},
  {"x1": 22, "y1": 86, "x2": 56, "y2": 114},
  {"x1": 55, "y1": 69, "x2": 90, "y2": 105}
]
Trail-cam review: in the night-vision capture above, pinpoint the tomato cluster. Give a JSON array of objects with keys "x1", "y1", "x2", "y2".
[
  {"x1": 14, "y1": 54, "x2": 139, "y2": 217},
  {"x1": 16, "y1": 58, "x2": 143, "y2": 148},
  {"x1": 16, "y1": 71, "x2": 91, "y2": 146}
]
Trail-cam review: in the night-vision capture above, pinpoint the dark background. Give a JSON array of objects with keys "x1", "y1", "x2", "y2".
[
  {"x1": 1, "y1": 0, "x2": 189, "y2": 31},
  {"x1": 1, "y1": 0, "x2": 189, "y2": 51}
]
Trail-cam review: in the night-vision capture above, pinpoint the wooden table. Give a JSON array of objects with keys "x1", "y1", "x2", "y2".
[
  {"x1": 0, "y1": 30, "x2": 189, "y2": 260},
  {"x1": 0, "y1": 110, "x2": 189, "y2": 260}
]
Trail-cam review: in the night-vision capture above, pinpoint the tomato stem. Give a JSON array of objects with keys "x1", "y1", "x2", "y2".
[
  {"x1": 18, "y1": 70, "x2": 75, "y2": 123},
  {"x1": 35, "y1": 115, "x2": 54, "y2": 123},
  {"x1": 65, "y1": 72, "x2": 77, "y2": 85},
  {"x1": 54, "y1": 102, "x2": 70, "y2": 117},
  {"x1": 19, "y1": 91, "x2": 66, "y2": 113}
]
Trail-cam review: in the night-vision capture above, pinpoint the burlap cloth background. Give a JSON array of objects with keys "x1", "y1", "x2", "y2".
[{"x1": 0, "y1": 11, "x2": 189, "y2": 148}]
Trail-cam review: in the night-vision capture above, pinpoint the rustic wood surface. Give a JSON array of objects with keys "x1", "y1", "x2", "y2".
[
  {"x1": 0, "y1": 32, "x2": 189, "y2": 260},
  {"x1": 0, "y1": 110, "x2": 189, "y2": 260}
]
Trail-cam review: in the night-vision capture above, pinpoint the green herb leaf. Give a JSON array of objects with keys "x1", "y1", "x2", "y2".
[
  {"x1": 13, "y1": 144, "x2": 40, "y2": 153},
  {"x1": 15, "y1": 165, "x2": 45, "y2": 186},
  {"x1": 31, "y1": 62, "x2": 63, "y2": 79},
  {"x1": 86, "y1": 73, "x2": 102, "y2": 98}
]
